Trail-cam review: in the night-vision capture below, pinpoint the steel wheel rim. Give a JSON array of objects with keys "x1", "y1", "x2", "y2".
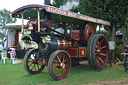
[
  {"x1": 52, "y1": 52, "x2": 70, "y2": 79},
  {"x1": 95, "y1": 36, "x2": 108, "y2": 68},
  {"x1": 26, "y1": 49, "x2": 44, "y2": 73}
]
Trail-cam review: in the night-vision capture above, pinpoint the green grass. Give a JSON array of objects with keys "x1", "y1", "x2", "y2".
[{"x1": 0, "y1": 60, "x2": 128, "y2": 85}]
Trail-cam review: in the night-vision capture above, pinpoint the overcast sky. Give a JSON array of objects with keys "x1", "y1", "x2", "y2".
[{"x1": 0, "y1": 0, "x2": 53, "y2": 12}]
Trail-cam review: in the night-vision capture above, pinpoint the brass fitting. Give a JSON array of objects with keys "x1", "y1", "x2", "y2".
[{"x1": 41, "y1": 35, "x2": 51, "y2": 44}]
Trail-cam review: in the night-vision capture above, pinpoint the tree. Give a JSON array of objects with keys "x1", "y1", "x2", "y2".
[
  {"x1": 78, "y1": 0, "x2": 128, "y2": 29},
  {"x1": 52, "y1": 0, "x2": 67, "y2": 8},
  {"x1": 120, "y1": 17, "x2": 128, "y2": 42},
  {"x1": 0, "y1": 9, "x2": 16, "y2": 41},
  {"x1": 53, "y1": 0, "x2": 128, "y2": 29}
]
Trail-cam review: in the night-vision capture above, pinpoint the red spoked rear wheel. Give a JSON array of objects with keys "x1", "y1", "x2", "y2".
[
  {"x1": 24, "y1": 49, "x2": 45, "y2": 74},
  {"x1": 92, "y1": 34, "x2": 109, "y2": 69},
  {"x1": 48, "y1": 50, "x2": 71, "y2": 80},
  {"x1": 87, "y1": 34, "x2": 109, "y2": 70}
]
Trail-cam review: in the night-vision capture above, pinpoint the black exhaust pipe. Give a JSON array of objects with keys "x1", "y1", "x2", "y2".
[{"x1": 44, "y1": 0, "x2": 51, "y2": 5}]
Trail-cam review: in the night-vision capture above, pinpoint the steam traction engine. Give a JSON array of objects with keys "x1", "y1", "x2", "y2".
[{"x1": 12, "y1": 4, "x2": 110, "y2": 80}]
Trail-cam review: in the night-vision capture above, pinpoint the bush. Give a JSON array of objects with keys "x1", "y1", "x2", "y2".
[{"x1": 115, "y1": 44, "x2": 124, "y2": 61}]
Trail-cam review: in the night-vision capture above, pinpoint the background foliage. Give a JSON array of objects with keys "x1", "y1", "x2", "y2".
[
  {"x1": 0, "y1": 9, "x2": 16, "y2": 41},
  {"x1": 53, "y1": 0, "x2": 128, "y2": 29},
  {"x1": 115, "y1": 44, "x2": 124, "y2": 61}
]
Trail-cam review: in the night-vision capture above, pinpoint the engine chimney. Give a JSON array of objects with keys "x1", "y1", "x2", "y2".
[{"x1": 44, "y1": 0, "x2": 51, "y2": 5}]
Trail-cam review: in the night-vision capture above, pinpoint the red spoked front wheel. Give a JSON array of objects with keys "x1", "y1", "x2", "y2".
[
  {"x1": 24, "y1": 49, "x2": 45, "y2": 74},
  {"x1": 48, "y1": 50, "x2": 71, "y2": 80}
]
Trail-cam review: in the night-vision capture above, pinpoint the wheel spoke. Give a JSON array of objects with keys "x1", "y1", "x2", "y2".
[
  {"x1": 62, "y1": 68, "x2": 64, "y2": 75},
  {"x1": 58, "y1": 69, "x2": 60, "y2": 77},
  {"x1": 100, "y1": 46, "x2": 106, "y2": 50},
  {"x1": 97, "y1": 41, "x2": 100, "y2": 47},
  {"x1": 28, "y1": 62, "x2": 33, "y2": 67},
  {"x1": 53, "y1": 66, "x2": 57, "y2": 71},
  {"x1": 95, "y1": 45, "x2": 98, "y2": 49},
  {"x1": 37, "y1": 64, "x2": 40, "y2": 70},
  {"x1": 57, "y1": 56, "x2": 61, "y2": 63},
  {"x1": 55, "y1": 68, "x2": 59, "y2": 75},
  {"x1": 34, "y1": 64, "x2": 36, "y2": 71},
  {"x1": 96, "y1": 58, "x2": 100, "y2": 66},
  {"x1": 62, "y1": 68, "x2": 66, "y2": 71},
  {"x1": 37, "y1": 61, "x2": 44, "y2": 64},
  {"x1": 98, "y1": 57, "x2": 104, "y2": 64},
  {"x1": 59, "y1": 54, "x2": 62, "y2": 61},
  {"x1": 54, "y1": 60, "x2": 57, "y2": 64},
  {"x1": 63, "y1": 59, "x2": 67, "y2": 63},
  {"x1": 31, "y1": 64, "x2": 35, "y2": 71},
  {"x1": 53, "y1": 63, "x2": 56, "y2": 66},
  {"x1": 38, "y1": 63, "x2": 42, "y2": 66},
  {"x1": 63, "y1": 56, "x2": 65, "y2": 63},
  {"x1": 99, "y1": 39, "x2": 104, "y2": 45},
  {"x1": 100, "y1": 53, "x2": 106, "y2": 57}
]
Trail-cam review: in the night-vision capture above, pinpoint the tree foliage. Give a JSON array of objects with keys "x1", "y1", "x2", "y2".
[
  {"x1": 78, "y1": 0, "x2": 128, "y2": 28},
  {"x1": 120, "y1": 17, "x2": 128, "y2": 42},
  {"x1": 0, "y1": 9, "x2": 16, "y2": 41},
  {"x1": 52, "y1": 0, "x2": 65, "y2": 8},
  {"x1": 53, "y1": 0, "x2": 128, "y2": 29}
]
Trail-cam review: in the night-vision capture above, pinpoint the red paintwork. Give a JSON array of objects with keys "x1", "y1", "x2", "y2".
[
  {"x1": 79, "y1": 48, "x2": 86, "y2": 57},
  {"x1": 15, "y1": 30, "x2": 20, "y2": 46},
  {"x1": 71, "y1": 30, "x2": 81, "y2": 40},
  {"x1": 68, "y1": 47, "x2": 86, "y2": 57},
  {"x1": 29, "y1": 19, "x2": 44, "y2": 32},
  {"x1": 67, "y1": 48, "x2": 78, "y2": 57},
  {"x1": 84, "y1": 23, "x2": 95, "y2": 42}
]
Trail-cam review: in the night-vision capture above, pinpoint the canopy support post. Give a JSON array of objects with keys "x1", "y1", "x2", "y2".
[
  {"x1": 21, "y1": 13, "x2": 24, "y2": 33},
  {"x1": 37, "y1": 11, "x2": 40, "y2": 32}
]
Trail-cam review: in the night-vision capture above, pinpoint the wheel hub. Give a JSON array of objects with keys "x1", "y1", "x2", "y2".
[
  {"x1": 97, "y1": 49, "x2": 101, "y2": 53},
  {"x1": 88, "y1": 30, "x2": 92, "y2": 36},
  {"x1": 61, "y1": 63, "x2": 65, "y2": 68}
]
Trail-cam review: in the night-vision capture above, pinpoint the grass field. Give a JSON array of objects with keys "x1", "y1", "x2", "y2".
[{"x1": 0, "y1": 59, "x2": 128, "y2": 85}]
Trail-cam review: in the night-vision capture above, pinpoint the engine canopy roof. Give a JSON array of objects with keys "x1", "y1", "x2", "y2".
[{"x1": 12, "y1": 4, "x2": 110, "y2": 26}]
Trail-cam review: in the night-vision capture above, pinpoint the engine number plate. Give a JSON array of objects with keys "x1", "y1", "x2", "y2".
[{"x1": 23, "y1": 31, "x2": 31, "y2": 34}]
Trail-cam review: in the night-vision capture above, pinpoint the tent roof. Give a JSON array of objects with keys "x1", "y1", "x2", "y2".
[{"x1": 6, "y1": 18, "x2": 28, "y2": 29}]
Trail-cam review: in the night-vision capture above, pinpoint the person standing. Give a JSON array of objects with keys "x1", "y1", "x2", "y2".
[
  {"x1": 11, "y1": 41, "x2": 15, "y2": 47},
  {"x1": 121, "y1": 42, "x2": 128, "y2": 72}
]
